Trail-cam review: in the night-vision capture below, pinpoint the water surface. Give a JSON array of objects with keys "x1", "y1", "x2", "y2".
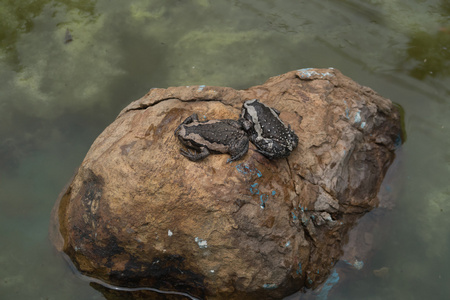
[{"x1": 1, "y1": 0, "x2": 449, "y2": 299}]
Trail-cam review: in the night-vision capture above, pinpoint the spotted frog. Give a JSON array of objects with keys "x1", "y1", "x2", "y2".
[
  {"x1": 239, "y1": 99, "x2": 298, "y2": 159},
  {"x1": 174, "y1": 114, "x2": 249, "y2": 162}
]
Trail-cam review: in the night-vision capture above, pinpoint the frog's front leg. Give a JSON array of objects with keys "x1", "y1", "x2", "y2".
[
  {"x1": 272, "y1": 107, "x2": 281, "y2": 116},
  {"x1": 255, "y1": 148, "x2": 276, "y2": 159},
  {"x1": 238, "y1": 117, "x2": 253, "y2": 131},
  {"x1": 180, "y1": 147, "x2": 210, "y2": 161},
  {"x1": 174, "y1": 114, "x2": 200, "y2": 135}
]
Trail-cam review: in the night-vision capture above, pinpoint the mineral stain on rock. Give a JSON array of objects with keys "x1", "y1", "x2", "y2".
[
  {"x1": 50, "y1": 68, "x2": 402, "y2": 299},
  {"x1": 120, "y1": 141, "x2": 137, "y2": 155}
]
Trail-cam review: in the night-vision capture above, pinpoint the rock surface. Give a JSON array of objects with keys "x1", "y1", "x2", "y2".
[{"x1": 50, "y1": 68, "x2": 402, "y2": 299}]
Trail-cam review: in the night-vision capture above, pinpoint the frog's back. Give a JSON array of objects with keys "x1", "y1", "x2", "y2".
[
  {"x1": 245, "y1": 100, "x2": 288, "y2": 139},
  {"x1": 184, "y1": 120, "x2": 245, "y2": 144}
]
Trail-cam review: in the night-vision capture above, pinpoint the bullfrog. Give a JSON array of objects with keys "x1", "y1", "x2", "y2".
[
  {"x1": 239, "y1": 99, "x2": 298, "y2": 159},
  {"x1": 174, "y1": 114, "x2": 249, "y2": 162}
]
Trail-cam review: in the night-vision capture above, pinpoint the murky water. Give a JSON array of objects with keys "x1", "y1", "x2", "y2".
[{"x1": 1, "y1": 0, "x2": 449, "y2": 299}]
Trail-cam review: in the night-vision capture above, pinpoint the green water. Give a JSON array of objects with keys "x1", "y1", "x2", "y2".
[{"x1": 0, "y1": 0, "x2": 449, "y2": 299}]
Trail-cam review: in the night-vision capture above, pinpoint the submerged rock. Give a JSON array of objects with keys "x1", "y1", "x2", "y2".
[{"x1": 50, "y1": 68, "x2": 402, "y2": 299}]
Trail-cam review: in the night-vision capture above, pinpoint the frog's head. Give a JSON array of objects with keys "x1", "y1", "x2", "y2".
[{"x1": 254, "y1": 131, "x2": 298, "y2": 159}]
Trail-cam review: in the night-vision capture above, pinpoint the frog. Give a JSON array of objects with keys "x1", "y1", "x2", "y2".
[
  {"x1": 174, "y1": 113, "x2": 249, "y2": 162},
  {"x1": 238, "y1": 99, "x2": 299, "y2": 159}
]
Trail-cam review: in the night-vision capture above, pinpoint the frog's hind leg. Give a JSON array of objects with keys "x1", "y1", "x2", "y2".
[
  {"x1": 228, "y1": 138, "x2": 249, "y2": 162},
  {"x1": 174, "y1": 114, "x2": 199, "y2": 135},
  {"x1": 254, "y1": 149, "x2": 276, "y2": 159},
  {"x1": 180, "y1": 146, "x2": 210, "y2": 161}
]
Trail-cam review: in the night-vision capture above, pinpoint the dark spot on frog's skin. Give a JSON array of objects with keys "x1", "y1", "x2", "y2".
[{"x1": 239, "y1": 99, "x2": 299, "y2": 159}]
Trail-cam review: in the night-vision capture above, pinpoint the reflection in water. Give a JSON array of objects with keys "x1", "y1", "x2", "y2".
[{"x1": 59, "y1": 252, "x2": 199, "y2": 300}]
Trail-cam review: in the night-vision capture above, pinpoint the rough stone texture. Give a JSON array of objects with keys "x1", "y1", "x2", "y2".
[{"x1": 50, "y1": 68, "x2": 402, "y2": 299}]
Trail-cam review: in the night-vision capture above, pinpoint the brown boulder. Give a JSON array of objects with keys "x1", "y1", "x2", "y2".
[{"x1": 50, "y1": 68, "x2": 401, "y2": 299}]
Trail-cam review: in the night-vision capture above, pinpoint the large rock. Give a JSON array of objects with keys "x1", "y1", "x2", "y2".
[{"x1": 50, "y1": 68, "x2": 402, "y2": 299}]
